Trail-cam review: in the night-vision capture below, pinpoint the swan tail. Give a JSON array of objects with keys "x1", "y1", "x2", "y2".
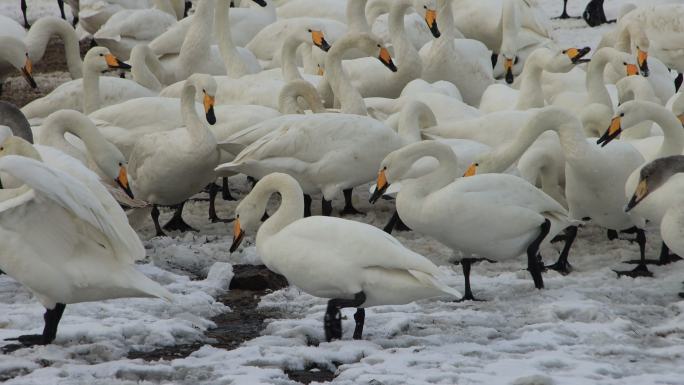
[
  {"x1": 129, "y1": 270, "x2": 175, "y2": 303},
  {"x1": 408, "y1": 270, "x2": 462, "y2": 298}
]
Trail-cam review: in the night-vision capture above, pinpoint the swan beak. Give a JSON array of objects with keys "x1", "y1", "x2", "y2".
[
  {"x1": 626, "y1": 180, "x2": 648, "y2": 212},
  {"x1": 597, "y1": 116, "x2": 622, "y2": 147},
  {"x1": 463, "y1": 163, "x2": 478, "y2": 177},
  {"x1": 116, "y1": 165, "x2": 134, "y2": 199},
  {"x1": 311, "y1": 30, "x2": 330, "y2": 52},
  {"x1": 369, "y1": 169, "x2": 389, "y2": 204},
  {"x1": 564, "y1": 47, "x2": 591, "y2": 64},
  {"x1": 252, "y1": 0, "x2": 267, "y2": 7},
  {"x1": 21, "y1": 54, "x2": 37, "y2": 89},
  {"x1": 504, "y1": 58, "x2": 514, "y2": 84},
  {"x1": 105, "y1": 53, "x2": 131, "y2": 70},
  {"x1": 378, "y1": 47, "x2": 397, "y2": 72},
  {"x1": 203, "y1": 92, "x2": 217, "y2": 125},
  {"x1": 625, "y1": 63, "x2": 639, "y2": 76},
  {"x1": 230, "y1": 218, "x2": 245, "y2": 252},
  {"x1": 317, "y1": 64, "x2": 324, "y2": 76},
  {"x1": 678, "y1": 114, "x2": 684, "y2": 126},
  {"x1": 425, "y1": 9, "x2": 440, "y2": 38},
  {"x1": 637, "y1": 48, "x2": 649, "y2": 77}
]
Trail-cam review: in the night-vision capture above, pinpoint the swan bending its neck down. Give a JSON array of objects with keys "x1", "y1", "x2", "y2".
[
  {"x1": 370, "y1": 140, "x2": 574, "y2": 300},
  {"x1": 0, "y1": 37, "x2": 37, "y2": 94},
  {"x1": 0, "y1": 153, "x2": 172, "y2": 349},
  {"x1": 229, "y1": 172, "x2": 460, "y2": 341}
]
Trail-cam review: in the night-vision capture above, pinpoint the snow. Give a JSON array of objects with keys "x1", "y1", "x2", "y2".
[{"x1": 1, "y1": 0, "x2": 684, "y2": 384}]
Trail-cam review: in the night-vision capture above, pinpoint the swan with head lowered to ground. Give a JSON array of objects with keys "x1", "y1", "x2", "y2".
[
  {"x1": 0, "y1": 153, "x2": 172, "y2": 349},
  {"x1": 0, "y1": 37, "x2": 37, "y2": 95},
  {"x1": 466, "y1": 106, "x2": 646, "y2": 276},
  {"x1": 229, "y1": 172, "x2": 460, "y2": 342},
  {"x1": 128, "y1": 74, "x2": 221, "y2": 236},
  {"x1": 369, "y1": 140, "x2": 575, "y2": 301},
  {"x1": 21, "y1": 47, "x2": 155, "y2": 122},
  {"x1": 597, "y1": 99, "x2": 684, "y2": 272}
]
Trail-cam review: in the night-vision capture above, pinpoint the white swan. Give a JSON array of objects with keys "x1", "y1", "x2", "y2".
[
  {"x1": 128, "y1": 74, "x2": 220, "y2": 236},
  {"x1": 365, "y1": 0, "x2": 434, "y2": 50},
  {"x1": 418, "y1": 0, "x2": 495, "y2": 107},
  {"x1": 93, "y1": 0, "x2": 179, "y2": 60},
  {"x1": 626, "y1": 156, "x2": 684, "y2": 261},
  {"x1": 0, "y1": 14, "x2": 26, "y2": 40},
  {"x1": 229, "y1": 172, "x2": 460, "y2": 341},
  {"x1": 0, "y1": 152, "x2": 172, "y2": 348},
  {"x1": 79, "y1": 0, "x2": 156, "y2": 35},
  {"x1": 468, "y1": 106, "x2": 646, "y2": 275},
  {"x1": 341, "y1": 0, "x2": 422, "y2": 99},
  {"x1": 276, "y1": 0, "x2": 347, "y2": 23},
  {"x1": 35, "y1": 110, "x2": 132, "y2": 198},
  {"x1": 23, "y1": 17, "x2": 83, "y2": 80},
  {"x1": 598, "y1": 99, "x2": 684, "y2": 272},
  {"x1": 21, "y1": 47, "x2": 155, "y2": 121},
  {"x1": 479, "y1": 47, "x2": 591, "y2": 113},
  {"x1": 369, "y1": 140, "x2": 574, "y2": 300}
]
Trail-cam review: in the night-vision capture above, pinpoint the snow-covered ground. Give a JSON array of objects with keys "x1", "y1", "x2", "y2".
[{"x1": 1, "y1": 0, "x2": 684, "y2": 384}]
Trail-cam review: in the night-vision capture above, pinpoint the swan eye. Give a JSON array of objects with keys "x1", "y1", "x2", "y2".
[
  {"x1": 475, "y1": 163, "x2": 479, "y2": 166},
  {"x1": 307, "y1": 29, "x2": 312, "y2": 32},
  {"x1": 383, "y1": 166, "x2": 387, "y2": 170},
  {"x1": 423, "y1": 5, "x2": 427, "y2": 9},
  {"x1": 377, "y1": 44, "x2": 381, "y2": 48},
  {"x1": 620, "y1": 113, "x2": 625, "y2": 117},
  {"x1": 118, "y1": 162, "x2": 123, "y2": 166},
  {"x1": 99, "y1": 53, "x2": 103, "y2": 57},
  {"x1": 0, "y1": 147, "x2": 3, "y2": 151}
]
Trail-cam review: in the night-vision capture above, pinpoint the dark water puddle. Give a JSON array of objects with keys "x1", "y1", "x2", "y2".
[
  {"x1": 285, "y1": 364, "x2": 337, "y2": 384},
  {"x1": 129, "y1": 265, "x2": 288, "y2": 361}
]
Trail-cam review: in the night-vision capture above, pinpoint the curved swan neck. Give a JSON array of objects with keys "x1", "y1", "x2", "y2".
[
  {"x1": 82, "y1": 60, "x2": 101, "y2": 115},
  {"x1": 324, "y1": 34, "x2": 369, "y2": 116},
  {"x1": 130, "y1": 44, "x2": 169, "y2": 91},
  {"x1": 404, "y1": 142, "x2": 461, "y2": 196},
  {"x1": 278, "y1": 80, "x2": 325, "y2": 114},
  {"x1": 389, "y1": 0, "x2": 421, "y2": 77},
  {"x1": 181, "y1": 77, "x2": 211, "y2": 141},
  {"x1": 347, "y1": 0, "x2": 371, "y2": 33},
  {"x1": 436, "y1": 0, "x2": 456, "y2": 41},
  {"x1": 38, "y1": 110, "x2": 109, "y2": 157},
  {"x1": 280, "y1": 36, "x2": 306, "y2": 82},
  {"x1": 217, "y1": 0, "x2": 250, "y2": 77},
  {"x1": 617, "y1": 76, "x2": 658, "y2": 104},
  {"x1": 25, "y1": 17, "x2": 82, "y2": 79},
  {"x1": 397, "y1": 101, "x2": 436, "y2": 144},
  {"x1": 515, "y1": 48, "x2": 554, "y2": 110},
  {"x1": 645, "y1": 103, "x2": 684, "y2": 158},
  {"x1": 499, "y1": 0, "x2": 521, "y2": 56},
  {"x1": 178, "y1": 0, "x2": 214, "y2": 79},
  {"x1": 487, "y1": 108, "x2": 591, "y2": 172},
  {"x1": 586, "y1": 48, "x2": 615, "y2": 108},
  {"x1": 253, "y1": 174, "x2": 305, "y2": 249}
]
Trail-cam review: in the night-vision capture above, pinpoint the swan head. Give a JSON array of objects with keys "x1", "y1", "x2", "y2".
[
  {"x1": 597, "y1": 100, "x2": 656, "y2": 147},
  {"x1": 99, "y1": 143, "x2": 134, "y2": 199},
  {"x1": 187, "y1": 74, "x2": 218, "y2": 125},
  {"x1": 626, "y1": 155, "x2": 684, "y2": 212},
  {"x1": 673, "y1": 94, "x2": 684, "y2": 126},
  {"x1": 353, "y1": 33, "x2": 398, "y2": 72},
  {"x1": 307, "y1": 28, "x2": 331, "y2": 52},
  {"x1": 414, "y1": 0, "x2": 440, "y2": 38},
  {"x1": 560, "y1": 47, "x2": 591, "y2": 65},
  {"x1": 84, "y1": 47, "x2": 131, "y2": 74},
  {"x1": 0, "y1": 136, "x2": 41, "y2": 161},
  {"x1": 0, "y1": 37, "x2": 37, "y2": 89},
  {"x1": 634, "y1": 38, "x2": 650, "y2": 77}
]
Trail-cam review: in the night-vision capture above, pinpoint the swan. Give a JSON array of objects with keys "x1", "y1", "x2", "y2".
[
  {"x1": 369, "y1": 140, "x2": 574, "y2": 300},
  {"x1": 0, "y1": 153, "x2": 172, "y2": 349},
  {"x1": 467, "y1": 107, "x2": 646, "y2": 275},
  {"x1": 479, "y1": 46, "x2": 591, "y2": 113},
  {"x1": 341, "y1": 0, "x2": 423, "y2": 99},
  {"x1": 23, "y1": 17, "x2": 83, "y2": 80},
  {"x1": 17, "y1": 0, "x2": 80, "y2": 28},
  {"x1": 35, "y1": 110, "x2": 133, "y2": 198},
  {"x1": 598, "y1": 100, "x2": 684, "y2": 272},
  {"x1": 365, "y1": 0, "x2": 434, "y2": 51},
  {"x1": 418, "y1": 0, "x2": 495, "y2": 107},
  {"x1": 229, "y1": 172, "x2": 461, "y2": 341},
  {"x1": 21, "y1": 47, "x2": 155, "y2": 122},
  {"x1": 79, "y1": 0, "x2": 162, "y2": 36},
  {"x1": 0, "y1": 15, "x2": 27, "y2": 40},
  {"x1": 626, "y1": 155, "x2": 684, "y2": 265},
  {"x1": 0, "y1": 101, "x2": 32, "y2": 143},
  {"x1": 93, "y1": 0, "x2": 180, "y2": 60},
  {"x1": 276, "y1": 0, "x2": 347, "y2": 24},
  {"x1": 0, "y1": 37, "x2": 37, "y2": 95},
  {"x1": 128, "y1": 74, "x2": 220, "y2": 236}
]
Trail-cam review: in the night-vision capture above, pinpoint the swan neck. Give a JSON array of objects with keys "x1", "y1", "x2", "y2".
[
  {"x1": 255, "y1": 176, "x2": 305, "y2": 251},
  {"x1": 347, "y1": 0, "x2": 370, "y2": 32},
  {"x1": 515, "y1": 49, "x2": 551, "y2": 110},
  {"x1": 389, "y1": 0, "x2": 420, "y2": 76},
  {"x1": 25, "y1": 18, "x2": 82, "y2": 79},
  {"x1": 181, "y1": 80, "x2": 210, "y2": 141},
  {"x1": 178, "y1": 0, "x2": 214, "y2": 79},
  {"x1": 651, "y1": 106, "x2": 684, "y2": 158},
  {"x1": 278, "y1": 80, "x2": 324, "y2": 114},
  {"x1": 82, "y1": 65, "x2": 100, "y2": 114},
  {"x1": 324, "y1": 36, "x2": 367, "y2": 115},
  {"x1": 436, "y1": 0, "x2": 456, "y2": 40},
  {"x1": 398, "y1": 103, "x2": 435, "y2": 144},
  {"x1": 130, "y1": 45, "x2": 166, "y2": 91},
  {"x1": 281, "y1": 38, "x2": 304, "y2": 82},
  {"x1": 403, "y1": 142, "x2": 460, "y2": 197},
  {"x1": 586, "y1": 49, "x2": 612, "y2": 108}
]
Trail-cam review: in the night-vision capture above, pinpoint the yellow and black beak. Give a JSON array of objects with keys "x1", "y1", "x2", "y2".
[
  {"x1": 637, "y1": 48, "x2": 649, "y2": 77},
  {"x1": 378, "y1": 47, "x2": 397, "y2": 72},
  {"x1": 625, "y1": 63, "x2": 639, "y2": 76},
  {"x1": 626, "y1": 179, "x2": 648, "y2": 212},
  {"x1": 425, "y1": 9, "x2": 440, "y2": 38},
  {"x1": 21, "y1": 54, "x2": 37, "y2": 89},
  {"x1": 504, "y1": 57, "x2": 514, "y2": 84},
  {"x1": 597, "y1": 116, "x2": 622, "y2": 147},
  {"x1": 116, "y1": 165, "x2": 134, "y2": 199},
  {"x1": 230, "y1": 218, "x2": 245, "y2": 252},
  {"x1": 369, "y1": 168, "x2": 389, "y2": 204},
  {"x1": 463, "y1": 162, "x2": 478, "y2": 177},
  {"x1": 317, "y1": 64, "x2": 324, "y2": 76},
  {"x1": 563, "y1": 46, "x2": 591, "y2": 64},
  {"x1": 203, "y1": 91, "x2": 216, "y2": 125},
  {"x1": 104, "y1": 53, "x2": 131, "y2": 70},
  {"x1": 678, "y1": 114, "x2": 684, "y2": 127},
  {"x1": 311, "y1": 30, "x2": 330, "y2": 52}
]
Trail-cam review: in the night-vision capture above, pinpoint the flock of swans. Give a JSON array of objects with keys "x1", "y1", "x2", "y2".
[{"x1": 0, "y1": 0, "x2": 683, "y2": 350}]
